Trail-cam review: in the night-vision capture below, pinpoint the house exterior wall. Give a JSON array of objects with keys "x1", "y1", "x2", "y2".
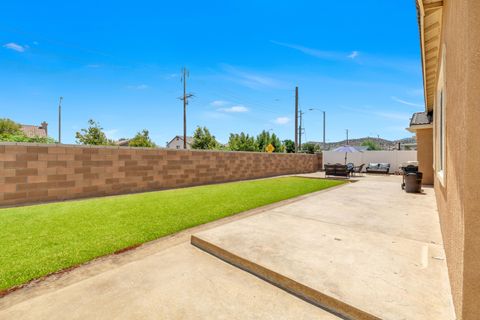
[
  {"x1": 432, "y1": 1, "x2": 480, "y2": 318},
  {"x1": 416, "y1": 128, "x2": 433, "y2": 185},
  {"x1": 167, "y1": 137, "x2": 191, "y2": 150},
  {"x1": 0, "y1": 143, "x2": 322, "y2": 207}
]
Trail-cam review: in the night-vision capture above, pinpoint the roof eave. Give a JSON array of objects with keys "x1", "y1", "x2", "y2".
[
  {"x1": 407, "y1": 123, "x2": 434, "y2": 133},
  {"x1": 416, "y1": 0, "x2": 444, "y2": 112}
]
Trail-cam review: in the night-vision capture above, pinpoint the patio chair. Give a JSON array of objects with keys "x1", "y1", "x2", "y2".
[
  {"x1": 352, "y1": 164, "x2": 365, "y2": 176},
  {"x1": 324, "y1": 164, "x2": 337, "y2": 176},
  {"x1": 334, "y1": 164, "x2": 350, "y2": 178},
  {"x1": 346, "y1": 162, "x2": 355, "y2": 173},
  {"x1": 324, "y1": 163, "x2": 350, "y2": 178}
]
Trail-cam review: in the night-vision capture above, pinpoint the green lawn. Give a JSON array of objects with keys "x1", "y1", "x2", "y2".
[{"x1": 0, "y1": 177, "x2": 343, "y2": 291}]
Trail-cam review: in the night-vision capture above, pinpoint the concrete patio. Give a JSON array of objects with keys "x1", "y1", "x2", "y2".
[
  {"x1": 0, "y1": 174, "x2": 455, "y2": 319},
  {"x1": 193, "y1": 174, "x2": 454, "y2": 319}
]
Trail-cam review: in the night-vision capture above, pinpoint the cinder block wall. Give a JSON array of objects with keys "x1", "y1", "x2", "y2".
[{"x1": 0, "y1": 143, "x2": 322, "y2": 207}]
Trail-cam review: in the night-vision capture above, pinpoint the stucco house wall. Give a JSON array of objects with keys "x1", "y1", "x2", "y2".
[
  {"x1": 427, "y1": 1, "x2": 480, "y2": 318},
  {"x1": 415, "y1": 128, "x2": 433, "y2": 185}
]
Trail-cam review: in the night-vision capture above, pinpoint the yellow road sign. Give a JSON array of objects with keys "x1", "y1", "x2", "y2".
[{"x1": 266, "y1": 143, "x2": 275, "y2": 153}]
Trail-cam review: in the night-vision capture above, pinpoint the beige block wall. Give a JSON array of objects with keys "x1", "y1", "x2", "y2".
[
  {"x1": 434, "y1": 0, "x2": 480, "y2": 318},
  {"x1": 0, "y1": 143, "x2": 322, "y2": 207},
  {"x1": 416, "y1": 128, "x2": 433, "y2": 185}
]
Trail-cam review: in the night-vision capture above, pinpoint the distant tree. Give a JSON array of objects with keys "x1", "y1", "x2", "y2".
[
  {"x1": 191, "y1": 126, "x2": 219, "y2": 150},
  {"x1": 75, "y1": 119, "x2": 114, "y2": 145},
  {"x1": 228, "y1": 132, "x2": 258, "y2": 151},
  {"x1": 128, "y1": 130, "x2": 156, "y2": 148},
  {"x1": 0, "y1": 118, "x2": 56, "y2": 143},
  {"x1": 301, "y1": 142, "x2": 320, "y2": 154},
  {"x1": 270, "y1": 133, "x2": 284, "y2": 152},
  {"x1": 256, "y1": 130, "x2": 284, "y2": 153},
  {"x1": 361, "y1": 139, "x2": 381, "y2": 151},
  {"x1": 0, "y1": 118, "x2": 22, "y2": 135},
  {"x1": 283, "y1": 139, "x2": 295, "y2": 153}
]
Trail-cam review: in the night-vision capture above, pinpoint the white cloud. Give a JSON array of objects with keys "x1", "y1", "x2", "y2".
[
  {"x1": 211, "y1": 100, "x2": 229, "y2": 107},
  {"x1": 348, "y1": 51, "x2": 359, "y2": 59},
  {"x1": 274, "y1": 116, "x2": 290, "y2": 125},
  {"x1": 3, "y1": 42, "x2": 26, "y2": 52},
  {"x1": 391, "y1": 96, "x2": 424, "y2": 107},
  {"x1": 127, "y1": 84, "x2": 149, "y2": 90},
  {"x1": 271, "y1": 40, "x2": 341, "y2": 59},
  {"x1": 218, "y1": 105, "x2": 249, "y2": 113},
  {"x1": 271, "y1": 40, "x2": 359, "y2": 62}
]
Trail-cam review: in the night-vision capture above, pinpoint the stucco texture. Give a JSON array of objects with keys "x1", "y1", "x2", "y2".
[
  {"x1": 433, "y1": 0, "x2": 480, "y2": 319},
  {"x1": 416, "y1": 128, "x2": 434, "y2": 185}
]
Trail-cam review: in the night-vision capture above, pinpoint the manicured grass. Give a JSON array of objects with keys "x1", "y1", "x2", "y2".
[{"x1": 0, "y1": 177, "x2": 344, "y2": 291}]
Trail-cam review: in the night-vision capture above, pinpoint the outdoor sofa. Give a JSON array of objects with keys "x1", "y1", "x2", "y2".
[
  {"x1": 324, "y1": 163, "x2": 350, "y2": 178},
  {"x1": 366, "y1": 163, "x2": 390, "y2": 174}
]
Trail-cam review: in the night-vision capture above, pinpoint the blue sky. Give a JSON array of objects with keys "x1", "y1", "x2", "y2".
[{"x1": 0, "y1": 1, "x2": 424, "y2": 145}]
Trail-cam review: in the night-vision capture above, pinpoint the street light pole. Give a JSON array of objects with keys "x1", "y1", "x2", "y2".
[
  {"x1": 58, "y1": 97, "x2": 63, "y2": 144},
  {"x1": 323, "y1": 111, "x2": 326, "y2": 150},
  {"x1": 298, "y1": 110, "x2": 304, "y2": 151},
  {"x1": 308, "y1": 108, "x2": 326, "y2": 150}
]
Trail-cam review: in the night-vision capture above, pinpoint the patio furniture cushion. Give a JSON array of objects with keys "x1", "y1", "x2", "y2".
[{"x1": 366, "y1": 162, "x2": 390, "y2": 174}]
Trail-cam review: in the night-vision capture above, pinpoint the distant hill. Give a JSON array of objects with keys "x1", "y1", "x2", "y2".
[{"x1": 306, "y1": 136, "x2": 417, "y2": 151}]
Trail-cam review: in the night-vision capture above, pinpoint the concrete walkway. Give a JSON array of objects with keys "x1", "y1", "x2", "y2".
[
  {"x1": 0, "y1": 174, "x2": 455, "y2": 319},
  {"x1": 0, "y1": 243, "x2": 338, "y2": 320}
]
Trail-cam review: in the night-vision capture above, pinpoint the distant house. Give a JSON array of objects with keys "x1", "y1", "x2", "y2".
[
  {"x1": 20, "y1": 122, "x2": 48, "y2": 138},
  {"x1": 167, "y1": 136, "x2": 193, "y2": 149},
  {"x1": 115, "y1": 139, "x2": 131, "y2": 147}
]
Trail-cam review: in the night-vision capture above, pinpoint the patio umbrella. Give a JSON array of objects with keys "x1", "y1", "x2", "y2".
[{"x1": 332, "y1": 145, "x2": 361, "y2": 165}]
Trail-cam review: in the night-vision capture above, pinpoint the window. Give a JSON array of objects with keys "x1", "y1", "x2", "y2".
[{"x1": 436, "y1": 48, "x2": 446, "y2": 185}]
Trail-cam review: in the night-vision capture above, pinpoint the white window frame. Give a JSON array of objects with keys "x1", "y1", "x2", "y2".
[{"x1": 435, "y1": 48, "x2": 446, "y2": 186}]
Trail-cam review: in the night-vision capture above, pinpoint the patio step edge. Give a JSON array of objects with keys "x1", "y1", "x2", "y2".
[{"x1": 191, "y1": 235, "x2": 381, "y2": 320}]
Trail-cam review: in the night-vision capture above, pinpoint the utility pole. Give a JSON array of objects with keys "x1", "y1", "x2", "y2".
[
  {"x1": 294, "y1": 86, "x2": 299, "y2": 152},
  {"x1": 58, "y1": 97, "x2": 63, "y2": 144},
  {"x1": 179, "y1": 67, "x2": 194, "y2": 149},
  {"x1": 299, "y1": 110, "x2": 304, "y2": 151},
  {"x1": 346, "y1": 129, "x2": 349, "y2": 145}
]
